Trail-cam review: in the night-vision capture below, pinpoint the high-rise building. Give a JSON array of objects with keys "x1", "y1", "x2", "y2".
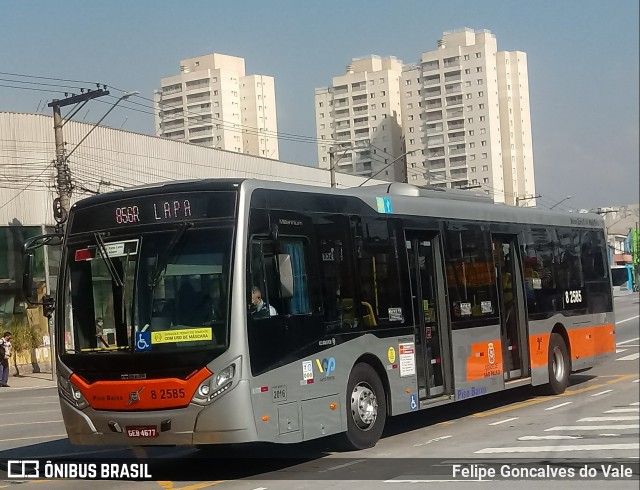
[
  {"x1": 401, "y1": 29, "x2": 535, "y2": 205},
  {"x1": 154, "y1": 53, "x2": 279, "y2": 159},
  {"x1": 315, "y1": 56, "x2": 405, "y2": 182}
]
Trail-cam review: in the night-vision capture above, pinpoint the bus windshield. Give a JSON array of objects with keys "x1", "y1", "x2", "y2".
[{"x1": 62, "y1": 227, "x2": 232, "y2": 355}]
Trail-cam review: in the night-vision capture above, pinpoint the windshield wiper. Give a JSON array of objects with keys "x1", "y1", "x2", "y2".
[
  {"x1": 94, "y1": 232, "x2": 123, "y2": 287},
  {"x1": 149, "y1": 222, "x2": 192, "y2": 288}
]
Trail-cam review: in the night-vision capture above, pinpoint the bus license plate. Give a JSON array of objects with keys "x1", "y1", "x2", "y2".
[{"x1": 126, "y1": 426, "x2": 158, "y2": 438}]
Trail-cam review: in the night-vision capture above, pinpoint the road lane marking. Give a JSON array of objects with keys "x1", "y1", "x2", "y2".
[
  {"x1": 578, "y1": 416, "x2": 639, "y2": 422},
  {"x1": 616, "y1": 348, "x2": 628, "y2": 353},
  {"x1": 617, "y1": 336, "x2": 639, "y2": 345},
  {"x1": 617, "y1": 353, "x2": 640, "y2": 361},
  {"x1": 518, "y1": 435, "x2": 582, "y2": 440},
  {"x1": 544, "y1": 402, "x2": 573, "y2": 411},
  {"x1": 475, "y1": 443, "x2": 640, "y2": 454},
  {"x1": 591, "y1": 390, "x2": 613, "y2": 397},
  {"x1": 632, "y1": 402, "x2": 640, "y2": 406},
  {"x1": 605, "y1": 408, "x2": 640, "y2": 413},
  {"x1": 319, "y1": 459, "x2": 366, "y2": 473},
  {"x1": 174, "y1": 483, "x2": 224, "y2": 490},
  {"x1": 616, "y1": 317, "x2": 639, "y2": 326},
  {"x1": 545, "y1": 424, "x2": 639, "y2": 431},
  {"x1": 471, "y1": 374, "x2": 635, "y2": 418},
  {"x1": 413, "y1": 435, "x2": 452, "y2": 447},
  {"x1": 489, "y1": 417, "x2": 518, "y2": 426},
  {"x1": 1, "y1": 409, "x2": 60, "y2": 416},
  {"x1": 1, "y1": 419, "x2": 63, "y2": 427},
  {"x1": 0, "y1": 434, "x2": 67, "y2": 443},
  {"x1": 634, "y1": 379, "x2": 639, "y2": 383}
]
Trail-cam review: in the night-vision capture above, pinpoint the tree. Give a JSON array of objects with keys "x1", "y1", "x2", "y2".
[{"x1": 9, "y1": 321, "x2": 41, "y2": 376}]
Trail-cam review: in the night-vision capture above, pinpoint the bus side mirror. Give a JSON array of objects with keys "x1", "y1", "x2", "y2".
[
  {"x1": 277, "y1": 254, "x2": 294, "y2": 299},
  {"x1": 22, "y1": 252, "x2": 36, "y2": 303}
]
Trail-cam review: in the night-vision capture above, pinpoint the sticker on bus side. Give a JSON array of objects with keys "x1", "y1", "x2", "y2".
[{"x1": 151, "y1": 328, "x2": 212, "y2": 344}]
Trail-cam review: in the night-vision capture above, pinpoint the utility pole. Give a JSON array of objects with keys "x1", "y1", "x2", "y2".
[
  {"x1": 515, "y1": 194, "x2": 541, "y2": 207},
  {"x1": 48, "y1": 88, "x2": 110, "y2": 230}
]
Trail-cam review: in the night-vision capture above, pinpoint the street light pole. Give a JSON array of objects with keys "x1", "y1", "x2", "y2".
[{"x1": 550, "y1": 195, "x2": 572, "y2": 210}]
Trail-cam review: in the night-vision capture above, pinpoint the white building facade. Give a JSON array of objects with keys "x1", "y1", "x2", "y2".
[
  {"x1": 315, "y1": 56, "x2": 406, "y2": 182},
  {"x1": 401, "y1": 29, "x2": 535, "y2": 205},
  {"x1": 154, "y1": 53, "x2": 279, "y2": 159}
]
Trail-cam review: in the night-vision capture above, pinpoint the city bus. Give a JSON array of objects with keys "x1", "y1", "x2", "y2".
[{"x1": 23, "y1": 179, "x2": 615, "y2": 450}]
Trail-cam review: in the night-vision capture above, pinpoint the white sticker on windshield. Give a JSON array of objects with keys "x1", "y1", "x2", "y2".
[{"x1": 99, "y1": 239, "x2": 139, "y2": 258}]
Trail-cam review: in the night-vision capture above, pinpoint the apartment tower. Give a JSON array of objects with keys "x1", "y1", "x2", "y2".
[
  {"x1": 315, "y1": 56, "x2": 405, "y2": 182},
  {"x1": 401, "y1": 29, "x2": 535, "y2": 205},
  {"x1": 154, "y1": 53, "x2": 279, "y2": 159}
]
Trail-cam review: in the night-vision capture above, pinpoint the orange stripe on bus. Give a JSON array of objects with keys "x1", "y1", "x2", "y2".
[
  {"x1": 70, "y1": 368, "x2": 212, "y2": 411},
  {"x1": 529, "y1": 323, "x2": 615, "y2": 369},
  {"x1": 466, "y1": 340, "x2": 503, "y2": 381}
]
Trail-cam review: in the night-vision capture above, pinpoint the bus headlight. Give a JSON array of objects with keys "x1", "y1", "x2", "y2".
[
  {"x1": 192, "y1": 359, "x2": 240, "y2": 405},
  {"x1": 59, "y1": 376, "x2": 88, "y2": 410},
  {"x1": 215, "y1": 364, "x2": 235, "y2": 387}
]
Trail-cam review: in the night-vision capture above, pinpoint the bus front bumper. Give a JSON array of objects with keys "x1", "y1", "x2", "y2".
[{"x1": 60, "y1": 380, "x2": 258, "y2": 446}]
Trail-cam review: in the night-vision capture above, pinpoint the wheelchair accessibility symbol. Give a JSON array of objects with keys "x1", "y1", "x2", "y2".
[
  {"x1": 409, "y1": 393, "x2": 418, "y2": 411},
  {"x1": 136, "y1": 331, "x2": 151, "y2": 351}
]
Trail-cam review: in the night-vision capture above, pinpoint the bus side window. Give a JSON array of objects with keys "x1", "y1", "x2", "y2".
[
  {"x1": 279, "y1": 239, "x2": 311, "y2": 315},
  {"x1": 249, "y1": 240, "x2": 280, "y2": 318},
  {"x1": 357, "y1": 218, "x2": 405, "y2": 327}
]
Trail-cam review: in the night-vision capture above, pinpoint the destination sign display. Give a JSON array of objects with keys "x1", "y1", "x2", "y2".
[{"x1": 70, "y1": 192, "x2": 237, "y2": 232}]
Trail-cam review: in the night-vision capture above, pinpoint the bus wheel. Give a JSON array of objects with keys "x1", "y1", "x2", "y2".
[
  {"x1": 341, "y1": 363, "x2": 387, "y2": 450},
  {"x1": 545, "y1": 333, "x2": 570, "y2": 395}
]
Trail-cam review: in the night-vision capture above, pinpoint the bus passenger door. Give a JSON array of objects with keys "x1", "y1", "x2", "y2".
[
  {"x1": 406, "y1": 231, "x2": 446, "y2": 399},
  {"x1": 492, "y1": 235, "x2": 529, "y2": 380}
]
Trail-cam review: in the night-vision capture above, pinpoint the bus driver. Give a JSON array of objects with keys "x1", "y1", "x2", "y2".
[{"x1": 250, "y1": 286, "x2": 277, "y2": 318}]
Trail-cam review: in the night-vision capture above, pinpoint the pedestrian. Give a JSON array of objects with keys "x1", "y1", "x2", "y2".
[{"x1": 0, "y1": 331, "x2": 12, "y2": 387}]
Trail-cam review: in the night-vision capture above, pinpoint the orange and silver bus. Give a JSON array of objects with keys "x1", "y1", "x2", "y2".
[{"x1": 23, "y1": 179, "x2": 615, "y2": 449}]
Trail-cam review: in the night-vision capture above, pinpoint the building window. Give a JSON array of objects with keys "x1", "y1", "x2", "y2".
[
  {"x1": 479, "y1": 103, "x2": 485, "y2": 109},
  {"x1": 381, "y1": 90, "x2": 386, "y2": 96},
  {"x1": 478, "y1": 91, "x2": 484, "y2": 97},
  {"x1": 381, "y1": 102, "x2": 387, "y2": 108},
  {"x1": 465, "y1": 81, "x2": 472, "y2": 87},
  {"x1": 470, "y1": 155, "x2": 476, "y2": 161},
  {"x1": 408, "y1": 115, "x2": 413, "y2": 121},
  {"x1": 409, "y1": 127, "x2": 414, "y2": 132},
  {"x1": 379, "y1": 78, "x2": 385, "y2": 83},
  {"x1": 469, "y1": 142, "x2": 475, "y2": 148},
  {"x1": 480, "y1": 128, "x2": 486, "y2": 134},
  {"x1": 476, "y1": 67, "x2": 482, "y2": 73},
  {"x1": 466, "y1": 93, "x2": 472, "y2": 99},
  {"x1": 468, "y1": 130, "x2": 474, "y2": 136},
  {"x1": 476, "y1": 52, "x2": 482, "y2": 58},
  {"x1": 465, "y1": 69, "x2": 471, "y2": 75},
  {"x1": 470, "y1": 166, "x2": 476, "y2": 172},
  {"x1": 481, "y1": 153, "x2": 487, "y2": 159},
  {"x1": 467, "y1": 105, "x2": 473, "y2": 111},
  {"x1": 482, "y1": 165, "x2": 489, "y2": 171},
  {"x1": 481, "y1": 140, "x2": 487, "y2": 146},
  {"x1": 464, "y1": 54, "x2": 470, "y2": 60},
  {"x1": 318, "y1": 101, "x2": 323, "y2": 107},
  {"x1": 467, "y1": 118, "x2": 473, "y2": 123},
  {"x1": 479, "y1": 116, "x2": 485, "y2": 122},
  {"x1": 477, "y1": 79, "x2": 483, "y2": 85}
]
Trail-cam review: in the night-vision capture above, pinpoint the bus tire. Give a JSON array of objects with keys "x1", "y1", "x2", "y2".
[
  {"x1": 545, "y1": 333, "x2": 570, "y2": 395},
  {"x1": 340, "y1": 363, "x2": 387, "y2": 450}
]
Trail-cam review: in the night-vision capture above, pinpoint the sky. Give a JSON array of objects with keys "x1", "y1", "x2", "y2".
[{"x1": 1, "y1": 0, "x2": 638, "y2": 212}]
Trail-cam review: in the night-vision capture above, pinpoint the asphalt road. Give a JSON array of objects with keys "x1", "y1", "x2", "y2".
[{"x1": 1, "y1": 293, "x2": 638, "y2": 489}]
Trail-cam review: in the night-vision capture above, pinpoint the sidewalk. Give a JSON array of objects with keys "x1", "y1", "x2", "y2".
[{"x1": 1, "y1": 370, "x2": 57, "y2": 390}]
